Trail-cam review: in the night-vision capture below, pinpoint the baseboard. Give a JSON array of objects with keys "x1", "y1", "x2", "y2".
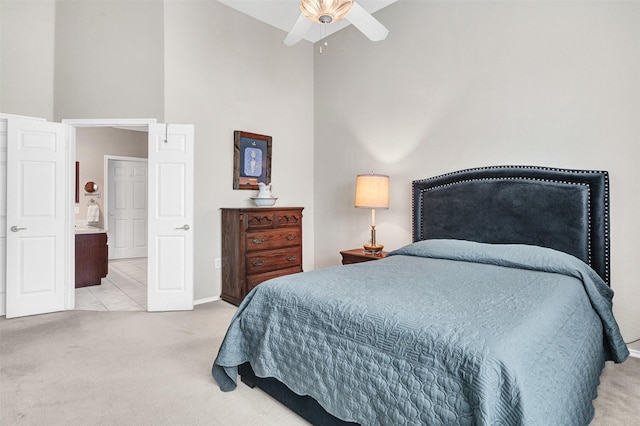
[
  {"x1": 194, "y1": 295, "x2": 220, "y2": 306},
  {"x1": 629, "y1": 348, "x2": 640, "y2": 359}
]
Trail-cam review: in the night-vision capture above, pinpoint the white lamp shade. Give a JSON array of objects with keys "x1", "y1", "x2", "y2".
[{"x1": 354, "y1": 174, "x2": 389, "y2": 209}]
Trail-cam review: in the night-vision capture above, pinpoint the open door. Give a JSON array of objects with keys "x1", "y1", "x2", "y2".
[
  {"x1": 6, "y1": 118, "x2": 67, "y2": 318},
  {"x1": 147, "y1": 124, "x2": 194, "y2": 311}
]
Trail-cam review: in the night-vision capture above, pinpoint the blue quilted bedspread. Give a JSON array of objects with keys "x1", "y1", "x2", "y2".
[{"x1": 213, "y1": 239, "x2": 629, "y2": 425}]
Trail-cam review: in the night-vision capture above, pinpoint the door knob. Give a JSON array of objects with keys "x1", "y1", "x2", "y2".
[
  {"x1": 175, "y1": 224, "x2": 190, "y2": 230},
  {"x1": 10, "y1": 226, "x2": 27, "y2": 232}
]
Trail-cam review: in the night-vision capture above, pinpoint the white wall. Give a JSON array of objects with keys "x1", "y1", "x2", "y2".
[
  {"x1": 313, "y1": 1, "x2": 640, "y2": 342},
  {"x1": 0, "y1": 0, "x2": 56, "y2": 120},
  {"x1": 163, "y1": 1, "x2": 315, "y2": 301},
  {"x1": 53, "y1": 0, "x2": 165, "y2": 121},
  {"x1": 1, "y1": 0, "x2": 636, "y2": 342},
  {"x1": 0, "y1": 0, "x2": 164, "y2": 120},
  {"x1": 1, "y1": 0, "x2": 314, "y2": 304}
]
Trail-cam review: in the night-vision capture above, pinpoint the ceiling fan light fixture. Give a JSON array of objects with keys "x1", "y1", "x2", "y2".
[{"x1": 300, "y1": 0, "x2": 353, "y2": 24}]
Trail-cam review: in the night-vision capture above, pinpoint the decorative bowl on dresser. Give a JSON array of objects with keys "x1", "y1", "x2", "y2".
[
  {"x1": 250, "y1": 197, "x2": 278, "y2": 207},
  {"x1": 221, "y1": 207, "x2": 303, "y2": 305}
]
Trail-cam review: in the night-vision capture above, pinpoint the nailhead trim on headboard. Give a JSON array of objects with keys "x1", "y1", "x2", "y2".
[{"x1": 412, "y1": 165, "x2": 610, "y2": 284}]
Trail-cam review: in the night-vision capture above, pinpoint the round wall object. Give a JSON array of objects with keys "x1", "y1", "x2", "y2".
[{"x1": 84, "y1": 182, "x2": 98, "y2": 193}]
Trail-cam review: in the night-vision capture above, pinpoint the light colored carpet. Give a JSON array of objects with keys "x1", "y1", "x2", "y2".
[
  {"x1": 1, "y1": 301, "x2": 638, "y2": 425},
  {"x1": 1, "y1": 302, "x2": 306, "y2": 425}
]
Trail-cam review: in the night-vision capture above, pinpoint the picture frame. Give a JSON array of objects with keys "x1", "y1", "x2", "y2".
[{"x1": 233, "y1": 130, "x2": 272, "y2": 190}]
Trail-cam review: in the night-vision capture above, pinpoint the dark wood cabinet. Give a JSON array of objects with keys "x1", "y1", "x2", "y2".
[
  {"x1": 221, "y1": 207, "x2": 303, "y2": 305},
  {"x1": 75, "y1": 232, "x2": 108, "y2": 288},
  {"x1": 340, "y1": 248, "x2": 387, "y2": 265}
]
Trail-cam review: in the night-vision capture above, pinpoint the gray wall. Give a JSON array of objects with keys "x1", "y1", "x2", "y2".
[
  {"x1": 163, "y1": 1, "x2": 315, "y2": 301},
  {"x1": 0, "y1": 0, "x2": 56, "y2": 119},
  {"x1": 53, "y1": 0, "x2": 165, "y2": 121},
  {"x1": 313, "y1": 1, "x2": 640, "y2": 342}
]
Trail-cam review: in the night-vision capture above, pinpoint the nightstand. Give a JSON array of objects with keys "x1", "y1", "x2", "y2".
[{"x1": 340, "y1": 248, "x2": 388, "y2": 265}]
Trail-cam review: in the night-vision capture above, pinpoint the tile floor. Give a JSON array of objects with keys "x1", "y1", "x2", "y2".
[{"x1": 75, "y1": 258, "x2": 147, "y2": 311}]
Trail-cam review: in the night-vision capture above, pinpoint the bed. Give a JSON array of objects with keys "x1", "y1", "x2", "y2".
[{"x1": 212, "y1": 165, "x2": 629, "y2": 425}]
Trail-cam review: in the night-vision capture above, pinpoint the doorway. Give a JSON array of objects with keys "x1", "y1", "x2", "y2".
[
  {"x1": 3, "y1": 116, "x2": 194, "y2": 318},
  {"x1": 66, "y1": 118, "x2": 195, "y2": 313},
  {"x1": 74, "y1": 127, "x2": 149, "y2": 311}
]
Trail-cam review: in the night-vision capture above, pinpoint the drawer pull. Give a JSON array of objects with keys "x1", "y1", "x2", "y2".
[
  {"x1": 285, "y1": 235, "x2": 297, "y2": 241},
  {"x1": 286, "y1": 256, "x2": 297, "y2": 261},
  {"x1": 251, "y1": 238, "x2": 266, "y2": 244},
  {"x1": 252, "y1": 260, "x2": 264, "y2": 267}
]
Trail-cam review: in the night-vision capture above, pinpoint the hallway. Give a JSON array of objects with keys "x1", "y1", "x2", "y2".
[{"x1": 75, "y1": 258, "x2": 147, "y2": 311}]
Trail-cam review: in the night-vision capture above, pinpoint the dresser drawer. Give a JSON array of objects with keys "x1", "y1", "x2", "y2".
[
  {"x1": 246, "y1": 228, "x2": 301, "y2": 252},
  {"x1": 246, "y1": 247, "x2": 302, "y2": 274},
  {"x1": 246, "y1": 266, "x2": 302, "y2": 293},
  {"x1": 244, "y1": 211, "x2": 276, "y2": 230},
  {"x1": 277, "y1": 210, "x2": 303, "y2": 227}
]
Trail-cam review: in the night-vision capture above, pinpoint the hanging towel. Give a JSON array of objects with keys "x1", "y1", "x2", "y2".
[{"x1": 87, "y1": 204, "x2": 100, "y2": 223}]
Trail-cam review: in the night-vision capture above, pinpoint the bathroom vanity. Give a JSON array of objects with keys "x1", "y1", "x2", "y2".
[{"x1": 75, "y1": 228, "x2": 108, "y2": 288}]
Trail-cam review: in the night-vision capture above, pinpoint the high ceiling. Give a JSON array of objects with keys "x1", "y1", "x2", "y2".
[{"x1": 216, "y1": 0, "x2": 397, "y2": 43}]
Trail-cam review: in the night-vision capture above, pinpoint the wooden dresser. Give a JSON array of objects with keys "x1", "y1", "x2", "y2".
[{"x1": 221, "y1": 207, "x2": 303, "y2": 305}]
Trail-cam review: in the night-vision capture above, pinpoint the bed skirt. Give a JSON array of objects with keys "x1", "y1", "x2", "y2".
[{"x1": 239, "y1": 362, "x2": 356, "y2": 425}]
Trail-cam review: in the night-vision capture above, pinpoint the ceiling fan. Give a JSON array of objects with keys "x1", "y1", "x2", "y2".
[{"x1": 284, "y1": 0, "x2": 389, "y2": 46}]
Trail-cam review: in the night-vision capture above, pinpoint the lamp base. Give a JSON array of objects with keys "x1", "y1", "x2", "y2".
[{"x1": 363, "y1": 243, "x2": 384, "y2": 254}]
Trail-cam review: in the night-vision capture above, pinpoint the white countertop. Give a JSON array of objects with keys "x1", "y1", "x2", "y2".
[{"x1": 75, "y1": 226, "x2": 106, "y2": 235}]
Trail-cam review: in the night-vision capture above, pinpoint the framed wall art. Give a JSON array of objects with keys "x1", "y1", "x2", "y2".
[{"x1": 233, "y1": 130, "x2": 272, "y2": 190}]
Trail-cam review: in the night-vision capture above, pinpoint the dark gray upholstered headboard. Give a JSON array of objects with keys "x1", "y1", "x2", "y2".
[{"x1": 412, "y1": 166, "x2": 610, "y2": 285}]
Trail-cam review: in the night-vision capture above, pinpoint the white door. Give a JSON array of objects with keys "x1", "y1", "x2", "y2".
[
  {"x1": 147, "y1": 124, "x2": 194, "y2": 311},
  {"x1": 0, "y1": 119, "x2": 8, "y2": 316},
  {"x1": 6, "y1": 118, "x2": 67, "y2": 318},
  {"x1": 108, "y1": 159, "x2": 148, "y2": 259}
]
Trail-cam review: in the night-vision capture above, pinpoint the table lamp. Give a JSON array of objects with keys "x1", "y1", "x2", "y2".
[{"x1": 354, "y1": 173, "x2": 389, "y2": 254}]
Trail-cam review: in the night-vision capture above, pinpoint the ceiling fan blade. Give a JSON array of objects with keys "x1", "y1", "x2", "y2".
[
  {"x1": 284, "y1": 13, "x2": 313, "y2": 46},
  {"x1": 346, "y1": 2, "x2": 389, "y2": 42}
]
